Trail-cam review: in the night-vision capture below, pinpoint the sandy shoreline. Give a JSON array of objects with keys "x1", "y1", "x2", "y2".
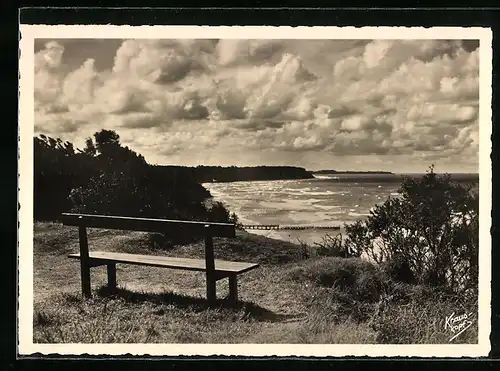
[{"x1": 243, "y1": 227, "x2": 347, "y2": 246}]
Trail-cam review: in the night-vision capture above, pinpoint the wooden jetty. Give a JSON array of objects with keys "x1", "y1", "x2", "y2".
[
  {"x1": 243, "y1": 224, "x2": 280, "y2": 230},
  {"x1": 241, "y1": 224, "x2": 341, "y2": 231}
]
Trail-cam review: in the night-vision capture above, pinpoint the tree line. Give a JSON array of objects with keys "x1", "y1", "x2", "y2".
[
  {"x1": 159, "y1": 165, "x2": 314, "y2": 183},
  {"x1": 34, "y1": 129, "x2": 235, "y2": 224}
]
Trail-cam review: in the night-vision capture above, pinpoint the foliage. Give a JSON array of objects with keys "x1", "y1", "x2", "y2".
[
  {"x1": 34, "y1": 135, "x2": 98, "y2": 220},
  {"x1": 34, "y1": 130, "x2": 234, "y2": 231},
  {"x1": 344, "y1": 165, "x2": 479, "y2": 297},
  {"x1": 295, "y1": 238, "x2": 312, "y2": 260},
  {"x1": 191, "y1": 165, "x2": 313, "y2": 183},
  {"x1": 138, "y1": 165, "x2": 313, "y2": 184},
  {"x1": 313, "y1": 233, "x2": 350, "y2": 257},
  {"x1": 295, "y1": 233, "x2": 356, "y2": 259}
]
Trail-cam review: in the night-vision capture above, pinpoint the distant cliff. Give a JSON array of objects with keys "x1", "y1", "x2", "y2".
[
  {"x1": 154, "y1": 165, "x2": 315, "y2": 183},
  {"x1": 313, "y1": 170, "x2": 394, "y2": 175}
]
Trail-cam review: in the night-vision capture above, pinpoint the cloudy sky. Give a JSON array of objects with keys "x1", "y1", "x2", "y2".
[{"x1": 34, "y1": 38, "x2": 480, "y2": 173}]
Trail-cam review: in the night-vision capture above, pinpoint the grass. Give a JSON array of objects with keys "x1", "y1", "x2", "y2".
[{"x1": 32, "y1": 222, "x2": 478, "y2": 344}]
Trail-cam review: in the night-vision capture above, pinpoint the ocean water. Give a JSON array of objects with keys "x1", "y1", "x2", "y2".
[{"x1": 203, "y1": 173, "x2": 479, "y2": 245}]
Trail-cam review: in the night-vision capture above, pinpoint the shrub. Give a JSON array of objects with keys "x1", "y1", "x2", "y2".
[
  {"x1": 344, "y1": 165, "x2": 478, "y2": 297},
  {"x1": 288, "y1": 257, "x2": 385, "y2": 303},
  {"x1": 230, "y1": 212, "x2": 244, "y2": 230},
  {"x1": 205, "y1": 201, "x2": 232, "y2": 223},
  {"x1": 295, "y1": 233, "x2": 358, "y2": 259},
  {"x1": 380, "y1": 256, "x2": 416, "y2": 284},
  {"x1": 313, "y1": 233, "x2": 354, "y2": 257},
  {"x1": 295, "y1": 238, "x2": 312, "y2": 260}
]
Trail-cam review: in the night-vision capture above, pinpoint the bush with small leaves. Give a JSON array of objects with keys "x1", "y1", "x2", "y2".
[{"x1": 344, "y1": 165, "x2": 478, "y2": 297}]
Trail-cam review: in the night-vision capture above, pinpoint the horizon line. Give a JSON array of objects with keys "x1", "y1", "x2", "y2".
[{"x1": 148, "y1": 163, "x2": 478, "y2": 174}]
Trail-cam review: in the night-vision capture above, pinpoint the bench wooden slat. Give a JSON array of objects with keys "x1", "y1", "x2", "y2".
[
  {"x1": 68, "y1": 251, "x2": 259, "y2": 274},
  {"x1": 61, "y1": 213, "x2": 236, "y2": 238}
]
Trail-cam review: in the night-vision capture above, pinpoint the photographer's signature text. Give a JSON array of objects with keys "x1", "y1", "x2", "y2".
[{"x1": 445, "y1": 312, "x2": 474, "y2": 342}]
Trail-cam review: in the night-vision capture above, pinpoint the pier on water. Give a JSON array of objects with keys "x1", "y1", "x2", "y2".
[{"x1": 241, "y1": 224, "x2": 341, "y2": 231}]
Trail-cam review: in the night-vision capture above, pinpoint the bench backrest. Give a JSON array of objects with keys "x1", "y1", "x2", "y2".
[{"x1": 61, "y1": 213, "x2": 236, "y2": 238}]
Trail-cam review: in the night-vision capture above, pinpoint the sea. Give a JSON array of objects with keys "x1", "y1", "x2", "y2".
[{"x1": 203, "y1": 173, "x2": 479, "y2": 246}]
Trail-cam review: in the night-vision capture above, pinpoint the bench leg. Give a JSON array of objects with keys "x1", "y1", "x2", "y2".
[
  {"x1": 228, "y1": 275, "x2": 238, "y2": 303},
  {"x1": 107, "y1": 263, "x2": 117, "y2": 294},
  {"x1": 206, "y1": 275, "x2": 217, "y2": 304},
  {"x1": 78, "y1": 225, "x2": 92, "y2": 298},
  {"x1": 80, "y1": 260, "x2": 91, "y2": 298},
  {"x1": 204, "y1": 228, "x2": 217, "y2": 304}
]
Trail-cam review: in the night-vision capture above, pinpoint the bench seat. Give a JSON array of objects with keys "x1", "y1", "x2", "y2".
[{"x1": 68, "y1": 251, "x2": 259, "y2": 274}]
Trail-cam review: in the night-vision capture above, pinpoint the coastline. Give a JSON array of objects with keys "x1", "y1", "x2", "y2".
[
  {"x1": 203, "y1": 175, "x2": 314, "y2": 184},
  {"x1": 242, "y1": 226, "x2": 347, "y2": 246}
]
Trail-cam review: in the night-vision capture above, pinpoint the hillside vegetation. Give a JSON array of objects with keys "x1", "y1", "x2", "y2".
[
  {"x1": 163, "y1": 165, "x2": 314, "y2": 183},
  {"x1": 33, "y1": 223, "x2": 477, "y2": 344},
  {"x1": 35, "y1": 130, "x2": 225, "y2": 224},
  {"x1": 32, "y1": 129, "x2": 479, "y2": 344}
]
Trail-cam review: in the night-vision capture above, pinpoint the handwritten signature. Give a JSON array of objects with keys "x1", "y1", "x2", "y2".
[{"x1": 445, "y1": 312, "x2": 474, "y2": 342}]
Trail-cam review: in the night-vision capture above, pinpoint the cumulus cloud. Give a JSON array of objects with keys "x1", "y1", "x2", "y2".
[
  {"x1": 216, "y1": 39, "x2": 284, "y2": 66},
  {"x1": 34, "y1": 41, "x2": 65, "y2": 105},
  {"x1": 215, "y1": 88, "x2": 247, "y2": 119},
  {"x1": 113, "y1": 39, "x2": 217, "y2": 83},
  {"x1": 63, "y1": 58, "x2": 102, "y2": 111},
  {"x1": 33, "y1": 37, "x2": 481, "y2": 171}
]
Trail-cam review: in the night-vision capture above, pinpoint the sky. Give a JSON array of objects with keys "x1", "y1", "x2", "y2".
[{"x1": 33, "y1": 38, "x2": 480, "y2": 173}]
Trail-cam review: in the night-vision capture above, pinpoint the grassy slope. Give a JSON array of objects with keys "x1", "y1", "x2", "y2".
[{"x1": 33, "y1": 222, "x2": 477, "y2": 344}]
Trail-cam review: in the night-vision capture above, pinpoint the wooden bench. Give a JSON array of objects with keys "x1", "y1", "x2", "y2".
[{"x1": 61, "y1": 213, "x2": 259, "y2": 304}]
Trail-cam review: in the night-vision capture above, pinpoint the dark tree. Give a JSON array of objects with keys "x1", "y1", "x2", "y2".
[{"x1": 94, "y1": 129, "x2": 120, "y2": 152}]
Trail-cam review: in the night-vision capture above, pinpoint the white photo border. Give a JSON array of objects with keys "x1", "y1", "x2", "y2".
[{"x1": 18, "y1": 25, "x2": 493, "y2": 357}]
